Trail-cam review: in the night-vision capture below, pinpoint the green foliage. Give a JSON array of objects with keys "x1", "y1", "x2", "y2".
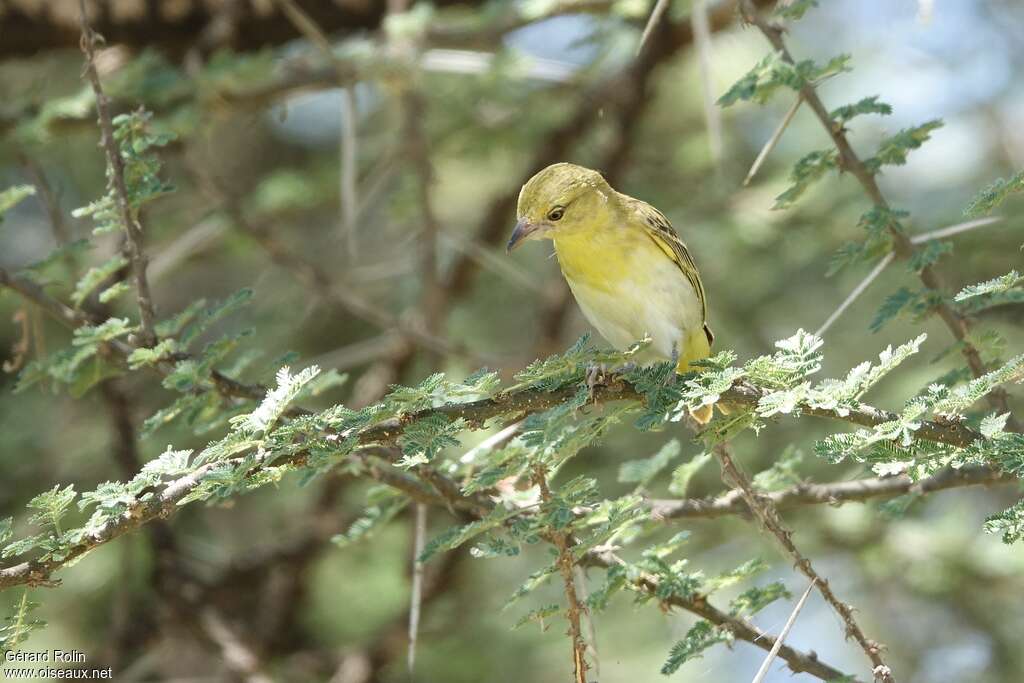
[
  {"x1": 26, "y1": 485, "x2": 76, "y2": 535},
  {"x1": 661, "y1": 621, "x2": 734, "y2": 674},
  {"x1": 618, "y1": 439, "x2": 680, "y2": 488},
  {"x1": 908, "y1": 240, "x2": 952, "y2": 273},
  {"x1": 71, "y1": 254, "x2": 128, "y2": 307},
  {"x1": 752, "y1": 446, "x2": 804, "y2": 491},
  {"x1": 0, "y1": 593, "x2": 45, "y2": 656},
  {"x1": 774, "y1": 149, "x2": 838, "y2": 209},
  {"x1": 4, "y1": 6, "x2": 1022, "y2": 678},
  {"x1": 963, "y1": 170, "x2": 1024, "y2": 217},
  {"x1": 718, "y1": 52, "x2": 850, "y2": 107},
  {"x1": 830, "y1": 95, "x2": 892, "y2": 126},
  {"x1": 955, "y1": 270, "x2": 1023, "y2": 302},
  {"x1": 333, "y1": 488, "x2": 408, "y2": 548},
  {"x1": 235, "y1": 365, "x2": 320, "y2": 432},
  {"x1": 420, "y1": 505, "x2": 519, "y2": 564},
  {"x1": 72, "y1": 109, "x2": 175, "y2": 234},
  {"x1": 0, "y1": 185, "x2": 35, "y2": 222},
  {"x1": 513, "y1": 603, "x2": 560, "y2": 631},
  {"x1": 870, "y1": 287, "x2": 940, "y2": 333},
  {"x1": 865, "y1": 120, "x2": 944, "y2": 172},
  {"x1": 775, "y1": 0, "x2": 818, "y2": 20},
  {"x1": 984, "y1": 500, "x2": 1024, "y2": 544},
  {"x1": 828, "y1": 206, "x2": 907, "y2": 276},
  {"x1": 398, "y1": 414, "x2": 464, "y2": 467},
  {"x1": 730, "y1": 581, "x2": 791, "y2": 616},
  {"x1": 668, "y1": 451, "x2": 712, "y2": 496}
]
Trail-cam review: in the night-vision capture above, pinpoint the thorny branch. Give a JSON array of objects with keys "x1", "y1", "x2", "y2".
[
  {"x1": 713, "y1": 442, "x2": 894, "y2": 682},
  {"x1": 740, "y1": 0, "x2": 1019, "y2": 432},
  {"x1": 0, "y1": 358, "x2": 1005, "y2": 586},
  {"x1": 78, "y1": 1, "x2": 158, "y2": 347},
  {"x1": 534, "y1": 465, "x2": 590, "y2": 683},
  {"x1": 650, "y1": 462, "x2": 1012, "y2": 520}
]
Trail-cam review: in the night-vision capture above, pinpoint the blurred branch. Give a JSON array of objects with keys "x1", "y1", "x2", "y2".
[
  {"x1": 0, "y1": 366, "x2": 993, "y2": 592},
  {"x1": 1, "y1": 0, "x2": 472, "y2": 60},
  {"x1": 638, "y1": 0, "x2": 672, "y2": 54},
  {"x1": 744, "y1": 96, "x2": 802, "y2": 186},
  {"x1": 816, "y1": 218, "x2": 1004, "y2": 337},
  {"x1": 444, "y1": 0, "x2": 777, "y2": 296},
  {"x1": 535, "y1": 465, "x2": 590, "y2": 683},
  {"x1": 816, "y1": 253, "x2": 894, "y2": 337},
  {"x1": 188, "y1": 165, "x2": 491, "y2": 366},
  {"x1": 273, "y1": 0, "x2": 361, "y2": 258},
  {"x1": 713, "y1": 442, "x2": 894, "y2": 682},
  {"x1": 79, "y1": 1, "x2": 157, "y2": 347},
  {"x1": 741, "y1": 0, "x2": 1019, "y2": 432},
  {"x1": 692, "y1": 0, "x2": 724, "y2": 168},
  {"x1": 650, "y1": 463, "x2": 1012, "y2": 520},
  {"x1": 0, "y1": 267, "x2": 278, "y2": 409}
]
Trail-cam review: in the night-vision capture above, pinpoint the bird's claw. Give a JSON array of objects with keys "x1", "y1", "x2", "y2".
[{"x1": 585, "y1": 363, "x2": 607, "y2": 394}]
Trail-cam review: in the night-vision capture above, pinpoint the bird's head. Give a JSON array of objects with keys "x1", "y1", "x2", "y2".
[{"x1": 507, "y1": 162, "x2": 615, "y2": 252}]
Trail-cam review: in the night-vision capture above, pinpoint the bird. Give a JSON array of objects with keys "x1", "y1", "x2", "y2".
[{"x1": 507, "y1": 162, "x2": 716, "y2": 423}]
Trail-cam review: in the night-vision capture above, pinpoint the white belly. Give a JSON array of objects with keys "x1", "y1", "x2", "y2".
[{"x1": 564, "y1": 257, "x2": 703, "y2": 362}]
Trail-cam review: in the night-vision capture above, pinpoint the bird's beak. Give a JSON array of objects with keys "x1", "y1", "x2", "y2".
[{"x1": 506, "y1": 219, "x2": 538, "y2": 253}]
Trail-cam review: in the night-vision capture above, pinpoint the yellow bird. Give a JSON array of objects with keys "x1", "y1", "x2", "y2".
[{"x1": 507, "y1": 162, "x2": 716, "y2": 422}]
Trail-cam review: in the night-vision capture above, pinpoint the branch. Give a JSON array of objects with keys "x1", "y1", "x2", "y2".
[
  {"x1": 0, "y1": 268, "x2": 275, "y2": 409},
  {"x1": 78, "y1": 3, "x2": 157, "y2": 347},
  {"x1": 713, "y1": 442, "x2": 894, "y2": 682},
  {"x1": 535, "y1": 465, "x2": 590, "y2": 683},
  {"x1": 740, "y1": 1, "x2": 1019, "y2": 432},
  {"x1": 0, "y1": 273, "x2": 997, "y2": 451},
  {"x1": 0, "y1": 360, "x2": 996, "y2": 593},
  {"x1": 607, "y1": 557, "x2": 864, "y2": 683},
  {"x1": 3, "y1": 0, "x2": 476, "y2": 60},
  {"x1": 650, "y1": 463, "x2": 1013, "y2": 520}
]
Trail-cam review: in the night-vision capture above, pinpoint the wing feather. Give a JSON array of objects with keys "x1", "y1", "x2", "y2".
[{"x1": 624, "y1": 196, "x2": 713, "y2": 346}]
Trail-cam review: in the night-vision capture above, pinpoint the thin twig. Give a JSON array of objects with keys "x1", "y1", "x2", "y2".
[
  {"x1": 713, "y1": 442, "x2": 894, "y2": 682},
  {"x1": 816, "y1": 253, "x2": 894, "y2": 337},
  {"x1": 534, "y1": 465, "x2": 589, "y2": 683},
  {"x1": 650, "y1": 463, "x2": 1011, "y2": 520},
  {"x1": 339, "y1": 87, "x2": 359, "y2": 259},
  {"x1": 817, "y1": 216, "x2": 1003, "y2": 337},
  {"x1": 407, "y1": 502, "x2": 427, "y2": 674},
  {"x1": 78, "y1": 1, "x2": 157, "y2": 347},
  {"x1": 274, "y1": 0, "x2": 362, "y2": 257},
  {"x1": 606, "y1": 555, "x2": 862, "y2": 683},
  {"x1": 744, "y1": 96, "x2": 802, "y2": 186},
  {"x1": 909, "y1": 216, "x2": 1003, "y2": 244},
  {"x1": 750, "y1": 579, "x2": 816, "y2": 683},
  {"x1": 574, "y1": 565, "x2": 600, "y2": 680},
  {"x1": 692, "y1": 0, "x2": 723, "y2": 167},
  {"x1": 637, "y1": 0, "x2": 672, "y2": 54},
  {"x1": 740, "y1": 0, "x2": 1019, "y2": 432}
]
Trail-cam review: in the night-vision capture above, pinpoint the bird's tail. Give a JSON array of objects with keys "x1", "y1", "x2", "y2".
[{"x1": 676, "y1": 325, "x2": 730, "y2": 425}]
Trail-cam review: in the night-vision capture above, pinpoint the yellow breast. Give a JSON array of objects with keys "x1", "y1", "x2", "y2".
[{"x1": 552, "y1": 224, "x2": 706, "y2": 366}]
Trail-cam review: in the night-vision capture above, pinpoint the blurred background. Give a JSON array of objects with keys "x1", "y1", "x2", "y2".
[{"x1": 1, "y1": 0, "x2": 1022, "y2": 681}]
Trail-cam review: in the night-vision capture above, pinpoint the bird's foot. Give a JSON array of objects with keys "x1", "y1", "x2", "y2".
[
  {"x1": 666, "y1": 343, "x2": 680, "y2": 386},
  {"x1": 585, "y1": 363, "x2": 608, "y2": 394}
]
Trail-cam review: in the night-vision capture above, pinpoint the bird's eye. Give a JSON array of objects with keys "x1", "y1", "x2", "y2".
[{"x1": 547, "y1": 207, "x2": 565, "y2": 221}]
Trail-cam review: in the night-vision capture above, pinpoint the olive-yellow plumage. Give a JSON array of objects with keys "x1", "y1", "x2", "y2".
[{"x1": 508, "y1": 163, "x2": 714, "y2": 409}]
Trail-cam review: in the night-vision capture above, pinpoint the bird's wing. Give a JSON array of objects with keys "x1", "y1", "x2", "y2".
[{"x1": 626, "y1": 196, "x2": 714, "y2": 346}]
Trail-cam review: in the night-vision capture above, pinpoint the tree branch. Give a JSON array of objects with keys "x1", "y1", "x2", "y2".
[
  {"x1": 78, "y1": 1, "x2": 157, "y2": 347},
  {"x1": 713, "y1": 442, "x2": 894, "y2": 682},
  {"x1": 535, "y1": 465, "x2": 590, "y2": 683},
  {"x1": 650, "y1": 463, "x2": 1013, "y2": 520},
  {"x1": 739, "y1": 1, "x2": 1019, "y2": 432}
]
